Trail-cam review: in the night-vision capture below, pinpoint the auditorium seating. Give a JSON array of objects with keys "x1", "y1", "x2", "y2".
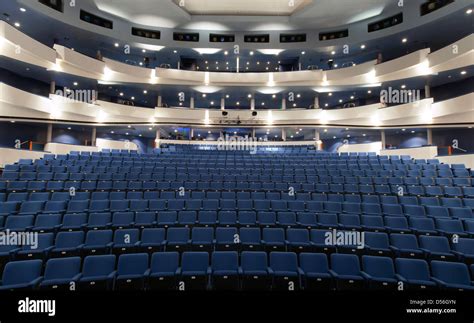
[{"x1": 0, "y1": 146, "x2": 473, "y2": 290}]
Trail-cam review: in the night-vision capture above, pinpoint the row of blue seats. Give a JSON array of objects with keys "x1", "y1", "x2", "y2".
[
  {"x1": 3, "y1": 191, "x2": 474, "y2": 211},
  {"x1": 5, "y1": 161, "x2": 465, "y2": 171},
  {"x1": 1, "y1": 226, "x2": 473, "y2": 263},
  {"x1": 3, "y1": 171, "x2": 472, "y2": 184},
  {"x1": 2, "y1": 210, "x2": 474, "y2": 237},
  {"x1": 2, "y1": 182, "x2": 474, "y2": 198},
  {"x1": 2, "y1": 252, "x2": 473, "y2": 291},
  {"x1": 2, "y1": 198, "x2": 473, "y2": 218},
  {"x1": 10, "y1": 156, "x2": 467, "y2": 167},
  {"x1": 7, "y1": 165, "x2": 467, "y2": 177},
  {"x1": 2, "y1": 190, "x2": 474, "y2": 205}
]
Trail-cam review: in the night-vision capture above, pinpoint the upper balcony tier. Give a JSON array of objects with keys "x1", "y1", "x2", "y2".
[{"x1": 0, "y1": 21, "x2": 472, "y2": 89}]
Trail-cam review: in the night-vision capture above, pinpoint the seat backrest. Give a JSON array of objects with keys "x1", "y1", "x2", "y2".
[
  {"x1": 362, "y1": 256, "x2": 395, "y2": 279},
  {"x1": 365, "y1": 232, "x2": 389, "y2": 248},
  {"x1": 216, "y1": 227, "x2": 238, "y2": 243},
  {"x1": 390, "y1": 234, "x2": 418, "y2": 249},
  {"x1": 192, "y1": 227, "x2": 214, "y2": 241},
  {"x1": 113, "y1": 229, "x2": 139, "y2": 244},
  {"x1": 212, "y1": 251, "x2": 239, "y2": 272},
  {"x1": 395, "y1": 258, "x2": 431, "y2": 281},
  {"x1": 419, "y1": 236, "x2": 451, "y2": 253},
  {"x1": 167, "y1": 227, "x2": 190, "y2": 242},
  {"x1": 181, "y1": 252, "x2": 209, "y2": 273},
  {"x1": 269, "y1": 252, "x2": 298, "y2": 272},
  {"x1": 44, "y1": 257, "x2": 81, "y2": 280},
  {"x1": 141, "y1": 228, "x2": 165, "y2": 243},
  {"x1": 241, "y1": 251, "x2": 268, "y2": 272},
  {"x1": 55, "y1": 231, "x2": 84, "y2": 248},
  {"x1": 330, "y1": 254, "x2": 361, "y2": 276},
  {"x1": 299, "y1": 253, "x2": 329, "y2": 274},
  {"x1": 454, "y1": 238, "x2": 474, "y2": 254},
  {"x1": 85, "y1": 230, "x2": 113, "y2": 245},
  {"x1": 286, "y1": 228, "x2": 309, "y2": 242},
  {"x1": 151, "y1": 252, "x2": 179, "y2": 273},
  {"x1": 82, "y1": 255, "x2": 116, "y2": 277},
  {"x1": 117, "y1": 253, "x2": 149, "y2": 275},
  {"x1": 2, "y1": 260, "x2": 43, "y2": 286},
  {"x1": 431, "y1": 261, "x2": 471, "y2": 285}
]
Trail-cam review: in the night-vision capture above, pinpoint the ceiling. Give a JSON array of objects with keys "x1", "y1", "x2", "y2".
[
  {"x1": 91, "y1": 0, "x2": 396, "y2": 31},
  {"x1": 171, "y1": 0, "x2": 312, "y2": 16}
]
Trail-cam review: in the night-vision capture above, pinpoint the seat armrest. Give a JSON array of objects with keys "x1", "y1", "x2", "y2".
[
  {"x1": 71, "y1": 273, "x2": 82, "y2": 281},
  {"x1": 395, "y1": 274, "x2": 407, "y2": 282},
  {"x1": 431, "y1": 277, "x2": 446, "y2": 287},
  {"x1": 328, "y1": 269, "x2": 339, "y2": 278},
  {"x1": 107, "y1": 271, "x2": 116, "y2": 280}
]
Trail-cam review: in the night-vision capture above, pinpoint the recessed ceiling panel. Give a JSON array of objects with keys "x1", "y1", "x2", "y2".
[{"x1": 172, "y1": 0, "x2": 313, "y2": 16}]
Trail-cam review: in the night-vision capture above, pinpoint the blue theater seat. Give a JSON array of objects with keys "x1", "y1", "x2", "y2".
[
  {"x1": 269, "y1": 252, "x2": 301, "y2": 291},
  {"x1": 198, "y1": 211, "x2": 217, "y2": 227},
  {"x1": 452, "y1": 238, "x2": 474, "y2": 264},
  {"x1": 361, "y1": 256, "x2": 397, "y2": 289},
  {"x1": 390, "y1": 234, "x2": 423, "y2": 258},
  {"x1": 19, "y1": 201, "x2": 44, "y2": 215},
  {"x1": 419, "y1": 236, "x2": 456, "y2": 261},
  {"x1": 180, "y1": 252, "x2": 210, "y2": 290},
  {"x1": 263, "y1": 228, "x2": 286, "y2": 252},
  {"x1": 149, "y1": 252, "x2": 180, "y2": 290},
  {"x1": 211, "y1": 251, "x2": 240, "y2": 290},
  {"x1": 112, "y1": 229, "x2": 140, "y2": 255},
  {"x1": 0, "y1": 260, "x2": 43, "y2": 290},
  {"x1": 239, "y1": 227, "x2": 262, "y2": 251},
  {"x1": 16, "y1": 233, "x2": 54, "y2": 260},
  {"x1": 134, "y1": 212, "x2": 156, "y2": 228},
  {"x1": 112, "y1": 212, "x2": 135, "y2": 230},
  {"x1": 240, "y1": 251, "x2": 270, "y2": 290},
  {"x1": 299, "y1": 253, "x2": 333, "y2": 290},
  {"x1": 115, "y1": 253, "x2": 150, "y2": 290},
  {"x1": 409, "y1": 217, "x2": 437, "y2": 235},
  {"x1": 78, "y1": 255, "x2": 116, "y2": 290},
  {"x1": 86, "y1": 212, "x2": 112, "y2": 230},
  {"x1": 395, "y1": 258, "x2": 436, "y2": 290},
  {"x1": 39, "y1": 257, "x2": 82, "y2": 290},
  {"x1": 330, "y1": 254, "x2": 365, "y2": 290},
  {"x1": 82, "y1": 230, "x2": 113, "y2": 256},
  {"x1": 215, "y1": 227, "x2": 238, "y2": 251},
  {"x1": 310, "y1": 229, "x2": 337, "y2": 254},
  {"x1": 238, "y1": 211, "x2": 257, "y2": 227},
  {"x1": 191, "y1": 227, "x2": 214, "y2": 251},
  {"x1": 431, "y1": 261, "x2": 474, "y2": 291},
  {"x1": 364, "y1": 232, "x2": 393, "y2": 257},
  {"x1": 435, "y1": 218, "x2": 467, "y2": 236},
  {"x1": 166, "y1": 227, "x2": 191, "y2": 251},
  {"x1": 140, "y1": 228, "x2": 166, "y2": 253},
  {"x1": 286, "y1": 228, "x2": 313, "y2": 252}
]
